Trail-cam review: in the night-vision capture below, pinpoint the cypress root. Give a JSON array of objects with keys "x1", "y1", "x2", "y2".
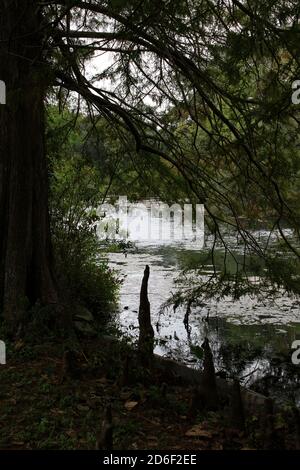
[
  {"x1": 230, "y1": 379, "x2": 245, "y2": 431},
  {"x1": 190, "y1": 338, "x2": 219, "y2": 413},
  {"x1": 138, "y1": 265, "x2": 154, "y2": 367},
  {"x1": 200, "y1": 337, "x2": 219, "y2": 410},
  {"x1": 96, "y1": 405, "x2": 113, "y2": 450}
]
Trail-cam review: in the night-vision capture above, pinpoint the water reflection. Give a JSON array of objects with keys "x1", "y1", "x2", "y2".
[{"x1": 106, "y1": 203, "x2": 300, "y2": 405}]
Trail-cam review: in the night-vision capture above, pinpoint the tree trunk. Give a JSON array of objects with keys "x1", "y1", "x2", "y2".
[{"x1": 0, "y1": 1, "x2": 58, "y2": 331}]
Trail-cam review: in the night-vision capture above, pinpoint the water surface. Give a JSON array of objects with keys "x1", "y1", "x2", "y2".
[{"x1": 105, "y1": 205, "x2": 300, "y2": 405}]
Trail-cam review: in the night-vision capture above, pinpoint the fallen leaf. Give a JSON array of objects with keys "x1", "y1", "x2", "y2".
[
  {"x1": 77, "y1": 404, "x2": 90, "y2": 412},
  {"x1": 213, "y1": 442, "x2": 223, "y2": 450},
  {"x1": 96, "y1": 377, "x2": 107, "y2": 384},
  {"x1": 51, "y1": 408, "x2": 65, "y2": 416},
  {"x1": 14, "y1": 340, "x2": 25, "y2": 351},
  {"x1": 124, "y1": 400, "x2": 138, "y2": 411},
  {"x1": 65, "y1": 430, "x2": 77, "y2": 438},
  {"x1": 185, "y1": 425, "x2": 213, "y2": 439}
]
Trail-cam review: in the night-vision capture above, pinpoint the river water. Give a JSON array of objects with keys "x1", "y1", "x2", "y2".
[{"x1": 104, "y1": 202, "x2": 300, "y2": 405}]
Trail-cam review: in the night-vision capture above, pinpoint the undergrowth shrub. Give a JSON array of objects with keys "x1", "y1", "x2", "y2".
[{"x1": 49, "y1": 153, "x2": 120, "y2": 321}]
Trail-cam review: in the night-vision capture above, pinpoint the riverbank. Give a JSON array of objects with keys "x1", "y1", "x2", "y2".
[
  {"x1": 0, "y1": 335, "x2": 298, "y2": 450},
  {"x1": 108, "y1": 248, "x2": 300, "y2": 405}
]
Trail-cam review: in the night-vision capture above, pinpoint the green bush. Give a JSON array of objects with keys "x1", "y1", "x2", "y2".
[{"x1": 49, "y1": 152, "x2": 120, "y2": 322}]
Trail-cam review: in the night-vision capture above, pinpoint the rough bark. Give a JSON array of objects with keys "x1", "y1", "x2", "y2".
[{"x1": 0, "y1": 1, "x2": 58, "y2": 330}]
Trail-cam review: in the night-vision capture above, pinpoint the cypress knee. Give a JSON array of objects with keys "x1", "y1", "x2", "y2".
[
  {"x1": 96, "y1": 405, "x2": 113, "y2": 450},
  {"x1": 201, "y1": 337, "x2": 218, "y2": 410},
  {"x1": 230, "y1": 379, "x2": 245, "y2": 431},
  {"x1": 138, "y1": 265, "x2": 154, "y2": 367}
]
